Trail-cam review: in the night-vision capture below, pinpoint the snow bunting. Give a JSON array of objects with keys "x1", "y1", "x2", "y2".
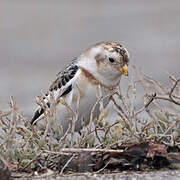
[{"x1": 31, "y1": 41, "x2": 129, "y2": 136}]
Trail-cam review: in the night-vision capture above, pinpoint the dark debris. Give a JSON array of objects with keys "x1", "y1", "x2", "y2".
[{"x1": 28, "y1": 142, "x2": 180, "y2": 175}]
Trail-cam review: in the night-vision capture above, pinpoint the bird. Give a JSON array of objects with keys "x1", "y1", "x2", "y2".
[{"x1": 31, "y1": 41, "x2": 129, "y2": 137}]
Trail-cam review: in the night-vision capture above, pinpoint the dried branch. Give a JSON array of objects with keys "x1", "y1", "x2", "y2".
[
  {"x1": 60, "y1": 155, "x2": 75, "y2": 174},
  {"x1": 146, "y1": 78, "x2": 180, "y2": 106},
  {"x1": 169, "y1": 78, "x2": 180, "y2": 105},
  {"x1": 43, "y1": 148, "x2": 123, "y2": 154},
  {"x1": 135, "y1": 93, "x2": 156, "y2": 115},
  {"x1": 20, "y1": 151, "x2": 42, "y2": 171}
]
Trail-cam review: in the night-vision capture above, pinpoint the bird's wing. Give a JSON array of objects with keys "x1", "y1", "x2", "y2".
[{"x1": 31, "y1": 61, "x2": 79, "y2": 124}]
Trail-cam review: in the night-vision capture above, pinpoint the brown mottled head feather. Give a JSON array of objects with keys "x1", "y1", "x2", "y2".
[{"x1": 89, "y1": 41, "x2": 129, "y2": 65}]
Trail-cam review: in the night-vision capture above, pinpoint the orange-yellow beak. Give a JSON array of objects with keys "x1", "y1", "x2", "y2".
[{"x1": 119, "y1": 64, "x2": 128, "y2": 76}]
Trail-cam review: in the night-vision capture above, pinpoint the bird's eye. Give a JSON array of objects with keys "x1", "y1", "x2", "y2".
[{"x1": 109, "y1": 57, "x2": 115, "y2": 63}]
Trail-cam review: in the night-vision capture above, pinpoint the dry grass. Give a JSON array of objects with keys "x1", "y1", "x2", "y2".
[{"x1": 0, "y1": 66, "x2": 180, "y2": 177}]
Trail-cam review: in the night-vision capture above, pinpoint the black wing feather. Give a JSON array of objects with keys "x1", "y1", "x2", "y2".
[{"x1": 31, "y1": 61, "x2": 78, "y2": 125}]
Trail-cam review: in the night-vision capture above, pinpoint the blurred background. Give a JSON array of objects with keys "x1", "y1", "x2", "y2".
[{"x1": 0, "y1": 0, "x2": 180, "y2": 117}]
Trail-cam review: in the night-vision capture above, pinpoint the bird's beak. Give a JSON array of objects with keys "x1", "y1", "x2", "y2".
[{"x1": 119, "y1": 64, "x2": 128, "y2": 76}]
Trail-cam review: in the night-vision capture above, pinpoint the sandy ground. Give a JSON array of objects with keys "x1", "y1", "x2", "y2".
[
  {"x1": 0, "y1": 0, "x2": 180, "y2": 117},
  {"x1": 29, "y1": 170, "x2": 180, "y2": 180}
]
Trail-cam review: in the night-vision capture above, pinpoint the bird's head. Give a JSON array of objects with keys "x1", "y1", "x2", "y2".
[{"x1": 78, "y1": 41, "x2": 130, "y2": 87}]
